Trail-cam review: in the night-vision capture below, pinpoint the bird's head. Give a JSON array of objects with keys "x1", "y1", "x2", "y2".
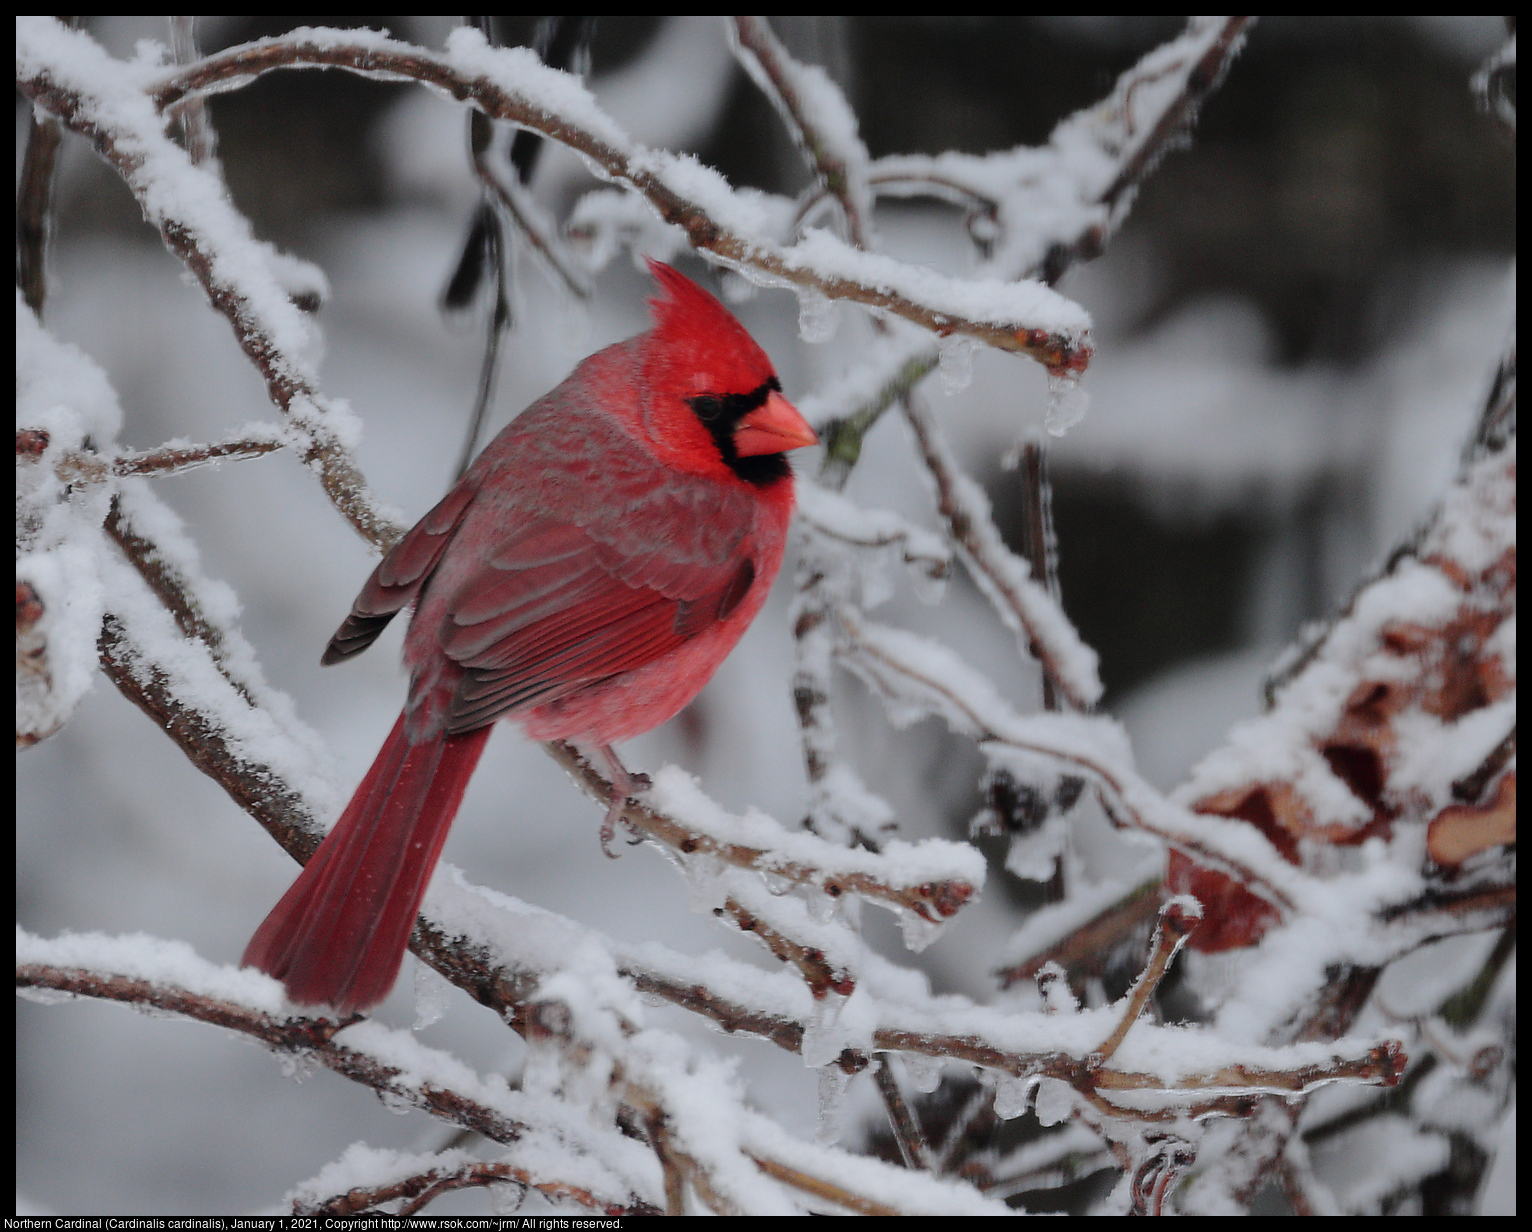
[{"x1": 638, "y1": 259, "x2": 817, "y2": 486}]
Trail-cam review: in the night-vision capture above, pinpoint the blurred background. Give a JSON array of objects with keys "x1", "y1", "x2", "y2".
[{"x1": 17, "y1": 16, "x2": 1515, "y2": 1214}]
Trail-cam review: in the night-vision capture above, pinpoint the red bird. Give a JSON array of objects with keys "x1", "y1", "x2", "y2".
[{"x1": 244, "y1": 261, "x2": 817, "y2": 1014}]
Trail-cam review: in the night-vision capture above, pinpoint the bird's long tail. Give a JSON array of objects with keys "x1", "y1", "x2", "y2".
[{"x1": 243, "y1": 712, "x2": 492, "y2": 1014}]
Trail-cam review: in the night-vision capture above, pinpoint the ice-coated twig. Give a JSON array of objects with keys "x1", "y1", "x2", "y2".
[
  {"x1": 167, "y1": 17, "x2": 217, "y2": 167},
  {"x1": 716, "y1": 896, "x2": 856, "y2": 1001},
  {"x1": 872, "y1": 1058, "x2": 934, "y2": 1171},
  {"x1": 793, "y1": 482, "x2": 951, "y2": 582},
  {"x1": 39, "y1": 429, "x2": 289, "y2": 487},
  {"x1": 995, "y1": 874, "x2": 1163, "y2": 989},
  {"x1": 902, "y1": 389, "x2": 1102, "y2": 710},
  {"x1": 746, "y1": 1156, "x2": 899, "y2": 1216},
  {"x1": 16, "y1": 33, "x2": 69, "y2": 317},
  {"x1": 1015, "y1": 439, "x2": 1065, "y2": 711},
  {"x1": 1129, "y1": 1132, "x2": 1197, "y2": 1216},
  {"x1": 1091, "y1": 897, "x2": 1201, "y2": 1064},
  {"x1": 728, "y1": 16, "x2": 875, "y2": 250},
  {"x1": 643, "y1": 1112, "x2": 689, "y2": 1216},
  {"x1": 479, "y1": 147, "x2": 593, "y2": 303}
]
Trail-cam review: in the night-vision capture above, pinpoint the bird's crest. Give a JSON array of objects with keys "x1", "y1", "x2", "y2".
[{"x1": 643, "y1": 259, "x2": 775, "y2": 400}]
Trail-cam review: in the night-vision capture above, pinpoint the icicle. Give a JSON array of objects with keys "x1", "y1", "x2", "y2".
[
  {"x1": 720, "y1": 270, "x2": 759, "y2": 304},
  {"x1": 489, "y1": 1183, "x2": 526, "y2": 1215},
  {"x1": 897, "y1": 907, "x2": 944, "y2": 953},
  {"x1": 278, "y1": 1050, "x2": 320, "y2": 1083},
  {"x1": 807, "y1": 885, "x2": 839, "y2": 923},
  {"x1": 801, "y1": 990, "x2": 849, "y2": 1068},
  {"x1": 909, "y1": 559, "x2": 948, "y2": 606},
  {"x1": 993, "y1": 1074, "x2": 1036, "y2": 1120},
  {"x1": 796, "y1": 287, "x2": 838, "y2": 343},
  {"x1": 1044, "y1": 372, "x2": 1090, "y2": 437},
  {"x1": 413, "y1": 959, "x2": 453, "y2": 1031},
  {"x1": 902, "y1": 1051, "x2": 943, "y2": 1094},
  {"x1": 679, "y1": 852, "x2": 728, "y2": 915},
  {"x1": 815, "y1": 1064, "x2": 853, "y2": 1144},
  {"x1": 936, "y1": 335, "x2": 976, "y2": 394},
  {"x1": 378, "y1": 1087, "x2": 415, "y2": 1116},
  {"x1": 762, "y1": 870, "x2": 795, "y2": 896},
  {"x1": 1034, "y1": 1077, "x2": 1075, "y2": 1127}
]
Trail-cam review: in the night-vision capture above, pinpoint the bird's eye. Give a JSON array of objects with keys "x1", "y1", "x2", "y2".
[{"x1": 689, "y1": 395, "x2": 724, "y2": 422}]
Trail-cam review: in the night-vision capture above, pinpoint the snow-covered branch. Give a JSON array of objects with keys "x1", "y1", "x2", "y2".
[{"x1": 120, "y1": 24, "x2": 1093, "y2": 373}]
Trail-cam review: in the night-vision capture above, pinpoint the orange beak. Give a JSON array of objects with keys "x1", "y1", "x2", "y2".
[{"x1": 732, "y1": 389, "x2": 819, "y2": 457}]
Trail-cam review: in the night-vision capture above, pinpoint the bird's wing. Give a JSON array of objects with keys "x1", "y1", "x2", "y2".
[
  {"x1": 435, "y1": 411, "x2": 760, "y2": 732},
  {"x1": 322, "y1": 479, "x2": 480, "y2": 665}
]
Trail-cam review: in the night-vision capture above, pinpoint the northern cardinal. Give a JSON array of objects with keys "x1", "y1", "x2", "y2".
[{"x1": 244, "y1": 261, "x2": 818, "y2": 1013}]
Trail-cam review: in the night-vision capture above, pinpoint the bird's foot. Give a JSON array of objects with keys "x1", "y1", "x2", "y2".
[{"x1": 595, "y1": 746, "x2": 651, "y2": 858}]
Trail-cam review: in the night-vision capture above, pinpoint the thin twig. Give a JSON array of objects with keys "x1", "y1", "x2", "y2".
[
  {"x1": 48, "y1": 434, "x2": 287, "y2": 487},
  {"x1": 748, "y1": 1154, "x2": 901, "y2": 1216},
  {"x1": 901, "y1": 390, "x2": 1101, "y2": 710},
  {"x1": 729, "y1": 16, "x2": 874, "y2": 249},
  {"x1": 168, "y1": 17, "x2": 217, "y2": 167},
  {"x1": 872, "y1": 1057, "x2": 934, "y2": 1170},
  {"x1": 1017, "y1": 439, "x2": 1065, "y2": 711},
  {"x1": 646, "y1": 1113, "x2": 688, "y2": 1217},
  {"x1": 995, "y1": 876, "x2": 1163, "y2": 988},
  {"x1": 718, "y1": 897, "x2": 855, "y2": 999},
  {"x1": 16, "y1": 103, "x2": 64, "y2": 316},
  {"x1": 1091, "y1": 899, "x2": 1201, "y2": 1064}
]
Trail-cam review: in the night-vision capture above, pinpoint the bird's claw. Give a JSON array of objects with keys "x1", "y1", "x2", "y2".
[{"x1": 599, "y1": 776, "x2": 650, "y2": 858}]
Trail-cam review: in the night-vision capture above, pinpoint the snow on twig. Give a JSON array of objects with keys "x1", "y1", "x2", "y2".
[
  {"x1": 902, "y1": 389, "x2": 1103, "y2": 709},
  {"x1": 728, "y1": 16, "x2": 876, "y2": 251}
]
